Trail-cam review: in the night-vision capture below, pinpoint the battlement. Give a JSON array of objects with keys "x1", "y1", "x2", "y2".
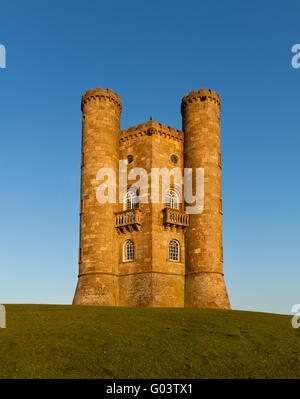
[
  {"x1": 181, "y1": 88, "x2": 221, "y2": 112},
  {"x1": 81, "y1": 87, "x2": 122, "y2": 112},
  {"x1": 120, "y1": 119, "x2": 184, "y2": 143}
]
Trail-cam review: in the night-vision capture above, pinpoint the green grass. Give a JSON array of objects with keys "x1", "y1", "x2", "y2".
[{"x1": 0, "y1": 304, "x2": 299, "y2": 378}]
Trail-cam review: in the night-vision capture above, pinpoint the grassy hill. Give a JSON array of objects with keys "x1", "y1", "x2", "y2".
[{"x1": 0, "y1": 304, "x2": 299, "y2": 379}]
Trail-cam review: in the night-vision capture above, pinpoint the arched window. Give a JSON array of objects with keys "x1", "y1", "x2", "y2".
[
  {"x1": 165, "y1": 189, "x2": 179, "y2": 210},
  {"x1": 123, "y1": 240, "x2": 134, "y2": 262},
  {"x1": 169, "y1": 239, "x2": 180, "y2": 262},
  {"x1": 124, "y1": 189, "x2": 138, "y2": 210}
]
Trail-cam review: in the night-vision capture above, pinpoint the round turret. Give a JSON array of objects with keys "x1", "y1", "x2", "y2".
[
  {"x1": 182, "y1": 88, "x2": 231, "y2": 309},
  {"x1": 73, "y1": 87, "x2": 122, "y2": 305}
]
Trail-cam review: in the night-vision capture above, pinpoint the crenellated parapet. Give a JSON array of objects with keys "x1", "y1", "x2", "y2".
[
  {"x1": 120, "y1": 119, "x2": 184, "y2": 143},
  {"x1": 81, "y1": 87, "x2": 122, "y2": 112},
  {"x1": 181, "y1": 88, "x2": 221, "y2": 113}
]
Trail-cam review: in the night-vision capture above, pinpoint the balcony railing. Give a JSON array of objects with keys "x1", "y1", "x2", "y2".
[
  {"x1": 115, "y1": 209, "x2": 141, "y2": 233},
  {"x1": 163, "y1": 207, "x2": 189, "y2": 230}
]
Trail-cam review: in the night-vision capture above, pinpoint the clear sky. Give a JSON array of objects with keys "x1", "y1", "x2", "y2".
[{"x1": 0, "y1": 0, "x2": 299, "y2": 314}]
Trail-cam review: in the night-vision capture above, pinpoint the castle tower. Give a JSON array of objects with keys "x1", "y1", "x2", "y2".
[
  {"x1": 182, "y1": 89, "x2": 231, "y2": 309},
  {"x1": 73, "y1": 85, "x2": 231, "y2": 309},
  {"x1": 73, "y1": 88, "x2": 121, "y2": 305}
]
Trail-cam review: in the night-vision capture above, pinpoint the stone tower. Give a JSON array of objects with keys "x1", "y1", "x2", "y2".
[
  {"x1": 182, "y1": 89, "x2": 230, "y2": 308},
  {"x1": 73, "y1": 88, "x2": 121, "y2": 305},
  {"x1": 73, "y1": 86, "x2": 231, "y2": 309}
]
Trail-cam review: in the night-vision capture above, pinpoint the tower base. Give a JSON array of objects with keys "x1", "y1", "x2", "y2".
[
  {"x1": 73, "y1": 274, "x2": 118, "y2": 306},
  {"x1": 185, "y1": 272, "x2": 231, "y2": 309}
]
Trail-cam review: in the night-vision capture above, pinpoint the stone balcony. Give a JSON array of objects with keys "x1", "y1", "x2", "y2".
[
  {"x1": 162, "y1": 208, "x2": 189, "y2": 230},
  {"x1": 114, "y1": 209, "x2": 141, "y2": 233}
]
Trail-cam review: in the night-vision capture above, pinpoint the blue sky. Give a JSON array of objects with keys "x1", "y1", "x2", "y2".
[{"x1": 0, "y1": 0, "x2": 299, "y2": 314}]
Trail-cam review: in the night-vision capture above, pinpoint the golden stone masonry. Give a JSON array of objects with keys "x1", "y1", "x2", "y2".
[{"x1": 73, "y1": 87, "x2": 231, "y2": 309}]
